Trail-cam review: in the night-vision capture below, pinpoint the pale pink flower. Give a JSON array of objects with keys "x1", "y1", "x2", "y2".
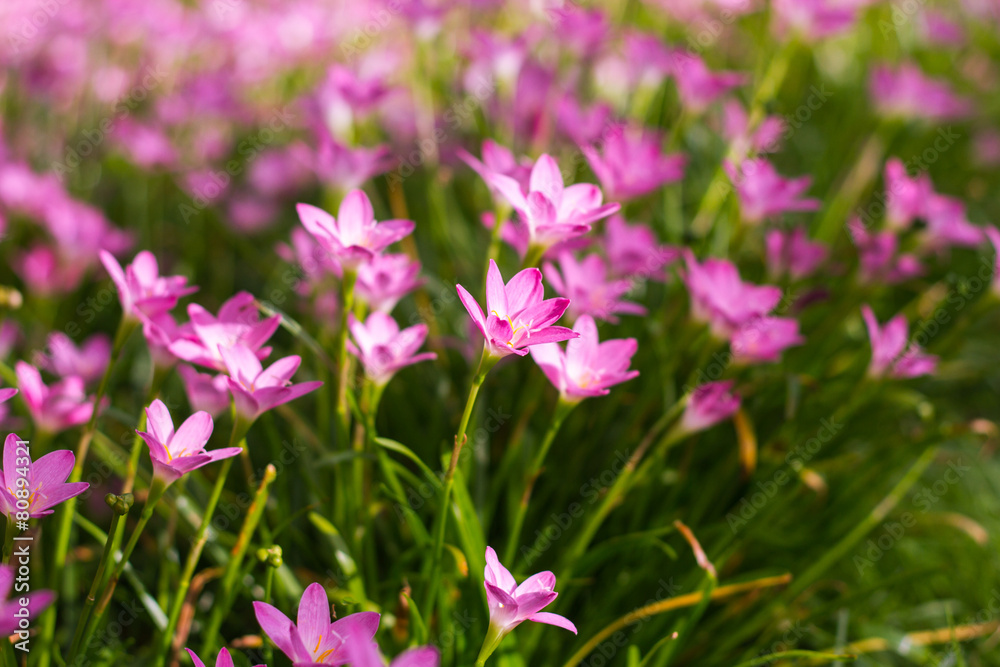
[
  {"x1": 355, "y1": 254, "x2": 424, "y2": 313},
  {"x1": 544, "y1": 254, "x2": 646, "y2": 323},
  {"x1": 168, "y1": 292, "x2": 280, "y2": 372},
  {"x1": 347, "y1": 313, "x2": 436, "y2": 386},
  {"x1": 177, "y1": 365, "x2": 231, "y2": 418},
  {"x1": 725, "y1": 158, "x2": 819, "y2": 225},
  {"x1": 730, "y1": 317, "x2": 804, "y2": 364},
  {"x1": 0, "y1": 565, "x2": 53, "y2": 636},
  {"x1": 581, "y1": 125, "x2": 685, "y2": 202},
  {"x1": 483, "y1": 547, "x2": 576, "y2": 639},
  {"x1": 15, "y1": 362, "x2": 96, "y2": 433},
  {"x1": 680, "y1": 381, "x2": 741, "y2": 434},
  {"x1": 682, "y1": 253, "x2": 783, "y2": 337},
  {"x1": 100, "y1": 250, "x2": 197, "y2": 322},
  {"x1": 220, "y1": 345, "x2": 323, "y2": 423},
  {"x1": 870, "y1": 63, "x2": 973, "y2": 122},
  {"x1": 0, "y1": 433, "x2": 88, "y2": 518},
  {"x1": 36, "y1": 333, "x2": 110, "y2": 385},
  {"x1": 670, "y1": 53, "x2": 747, "y2": 113},
  {"x1": 604, "y1": 215, "x2": 680, "y2": 280},
  {"x1": 861, "y1": 305, "x2": 937, "y2": 378},
  {"x1": 765, "y1": 228, "x2": 828, "y2": 280}
]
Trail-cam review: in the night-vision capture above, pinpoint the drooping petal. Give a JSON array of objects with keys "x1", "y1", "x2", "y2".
[{"x1": 527, "y1": 611, "x2": 578, "y2": 633}]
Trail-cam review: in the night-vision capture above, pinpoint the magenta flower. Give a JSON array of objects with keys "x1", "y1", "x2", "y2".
[
  {"x1": 870, "y1": 63, "x2": 972, "y2": 122},
  {"x1": 725, "y1": 159, "x2": 820, "y2": 225},
  {"x1": 670, "y1": 53, "x2": 747, "y2": 113},
  {"x1": 220, "y1": 345, "x2": 323, "y2": 423},
  {"x1": 186, "y1": 647, "x2": 263, "y2": 667},
  {"x1": 848, "y1": 220, "x2": 924, "y2": 284},
  {"x1": 177, "y1": 365, "x2": 231, "y2": 418},
  {"x1": 0, "y1": 433, "x2": 88, "y2": 518},
  {"x1": 313, "y1": 136, "x2": 395, "y2": 192},
  {"x1": 100, "y1": 250, "x2": 197, "y2": 322},
  {"x1": 604, "y1": 215, "x2": 680, "y2": 280},
  {"x1": 15, "y1": 362, "x2": 97, "y2": 433},
  {"x1": 347, "y1": 313, "x2": 436, "y2": 386},
  {"x1": 13, "y1": 245, "x2": 87, "y2": 296},
  {"x1": 544, "y1": 254, "x2": 646, "y2": 323},
  {"x1": 556, "y1": 95, "x2": 614, "y2": 146},
  {"x1": 884, "y1": 158, "x2": 934, "y2": 230},
  {"x1": 765, "y1": 228, "x2": 828, "y2": 280},
  {"x1": 296, "y1": 190, "x2": 415, "y2": 271},
  {"x1": 143, "y1": 312, "x2": 189, "y2": 370},
  {"x1": 0, "y1": 565, "x2": 53, "y2": 636},
  {"x1": 730, "y1": 317, "x2": 804, "y2": 365},
  {"x1": 861, "y1": 306, "x2": 937, "y2": 379},
  {"x1": 356, "y1": 254, "x2": 424, "y2": 313},
  {"x1": 458, "y1": 140, "x2": 533, "y2": 196},
  {"x1": 456, "y1": 260, "x2": 577, "y2": 359},
  {"x1": 136, "y1": 400, "x2": 241, "y2": 486},
  {"x1": 346, "y1": 639, "x2": 440, "y2": 667},
  {"x1": 168, "y1": 292, "x2": 280, "y2": 372},
  {"x1": 682, "y1": 253, "x2": 783, "y2": 337},
  {"x1": 773, "y1": 0, "x2": 859, "y2": 40},
  {"x1": 680, "y1": 381, "x2": 741, "y2": 434},
  {"x1": 924, "y1": 194, "x2": 984, "y2": 249},
  {"x1": 529, "y1": 315, "x2": 638, "y2": 401},
  {"x1": 489, "y1": 155, "x2": 620, "y2": 254},
  {"x1": 483, "y1": 546, "x2": 576, "y2": 644},
  {"x1": 581, "y1": 125, "x2": 685, "y2": 202},
  {"x1": 253, "y1": 582, "x2": 380, "y2": 666},
  {"x1": 36, "y1": 332, "x2": 111, "y2": 385},
  {"x1": 722, "y1": 100, "x2": 785, "y2": 157}
]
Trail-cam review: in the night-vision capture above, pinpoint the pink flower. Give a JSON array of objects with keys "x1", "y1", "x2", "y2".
[
  {"x1": 458, "y1": 140, "x2": 533, "y2": 197},
  {"x1": 456, "y1": 260, "x2": 577, "y2": 359},
  {"x1": 730, "y1": 317, "x2": 804, "y2": 364},
  {"x1": 253, "y1": 582, "x2": 380, "y2": 666},
  {"x1": 36, "y1": 332, "x2": 110, "y2": 385},
  {"x1": 884, "y1": 158, "x2": 934, "y2": 230},
  {"x1": 0, "y1": 565, "x2": 53, "y2": 636},
  {"x1": 355, "y1": 254, "x2": 424, "y2": 313},
  {"x1": 13, "y1": 245, "x2": 88, "y2": 296},
  {"x1": 604, "y1": 215, "x2": 680, "y2": 280},
  {"x1": 725, "y1": 159, "x2": 820, "y2": 225},
  {"x1": 670, "y1": 53, "x2": 747, "y2": 113},
  {"x1": 861, "y1": 306, "x2": 937, "y2": 378},
  {"x1": 135, "y1": 399, "x2": 241, "y2": 486},
  {"x1": 924, "y1": 195, "x2": 983, "y2": 249},
  {"x1": 529, "y1": 315, "x2": 638, "y2": 401},
  {"x1": 168, "y1": 292, "x2": 280, "y2": 372},
  {"x1": 765, "y1": 228, "x2": 828, "y2": 280},
  {"x1": 186, "y1": 648, "x2": 263, "y2": 667},
  {"x1": 177, "y1": 365, "x2": 231, "y2": 417},
  {"x1": 296, "y1": 190, "x2": 415, "y2": 271},
  {"x1": 544, "y1": 254, "x2": 646, "y2": 323},
  {"x1": 313, "y1": 136, "x2": 395, "y2": 192},
  {"x1": 347, "y1": 313, "x2": 436, "y2": 386},
  {"x1": 848, "y1": 220, "x2": 924, "y2": 284},
  {"x1": 483, "y1": 547, "x2": 577, "y2": 640},
  {"x1": 721, "y1": 100, "x2": 785, "y2": 157},
  {"x1": 143, "y1": 312, "x2": 189, "y2": 370},
  {"x1": 220, "y1": 345, "x2": 323, "y2": 423},
  {"x1": 556, "y1": 96, "x2": 613, "y2": 146},
  {"x1": 680, "y1": 381, "x2": 741, "y2": 434},
  {"x1": 100, "y1": 250, "x2": 197, "y2": 322},
  {"x1": 15, "y1": 362, "x2": 97, "y2": 433},
  {"x1": 682, "y1": 253, "x2": 783, "y2": 337},
  {"x1": 346, "y1": 640, "x2": 440, "y2": 667},
  {"x1": 773, "y1": 0, "x2": 859, "y2": 40},
  {"x1": 489, "y1": 155, "x2": 619, "y2": 254},
  {"x1": 581, "y1": 125, "x2": 685, "y2": 201},
  {"x1": 0, "y1": 433, "x2": 88, "y2": 518},
  {"x1": 870, "y1": 63, "x2": 972, "y2": 122}
]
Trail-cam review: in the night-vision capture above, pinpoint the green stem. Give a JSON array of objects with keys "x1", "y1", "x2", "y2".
[
  {"x1": 422, "y1": 348, "x2": 495, "y2": 625},
  {"x1": 502, "y1": 399, "x2": 577, "y2": 564},
  {"x1": 336, "y1": 270, "x2": 358, "y2": 449},
  {"x1": 38, "y1": 316, "x2": 134, "y2": 667},
  {"x1": 1, "y1": 517, "x2": 14, "y2": 564}
]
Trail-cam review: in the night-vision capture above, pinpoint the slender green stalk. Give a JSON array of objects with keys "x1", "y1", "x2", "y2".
[
  {"x1": 258, "y1": 546, "x2": 281, "y2": 667},
  {"x1": 122, "y1": 367, "x2": 167, "y2": 495},
  {"x1": 503, "y1": 399, "x2": 577, "y2": 564},
  {"x1": 422, "y1": 348, "x2": 496, "y2": 625},
  {"x1": 1, "y1": 518, "x2": 14, "y2": 564},
  {"x1": 38, "y1": 316, "x2": 134, "y2": 667},
  {"x1": 154, "y1": 439, "x2": 242, "y2": 667},
  {"x1": 336, "y1": 270, "x2": 358, "y2": 446},
  {"x1": 67, "y1": 494, "x2": 132, "y2": 661}
]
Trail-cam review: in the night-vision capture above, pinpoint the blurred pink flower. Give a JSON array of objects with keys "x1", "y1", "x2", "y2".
[
  {"x1": 100, "y1": 250, "x2": 197, "y2": 322},
  {"x1": 458, "y1": 140, "x2": 533, "y2": 197},
  {"x1": 177, "y1": 365, "x2": 231, "y2": 417},
  {"x1": 861, "y1": 305, "x2": 937, "y2": 378},
  {"x1": 670, "y1": 52, "x2": 747, "y2": 113},
  {"x1": 682, "y1": 253, "x2": 783, "y2": 337},
  {"x1": 529, "y1": 315, "x2": 639, "y2": 401},
  {"x1": 848, "y1": 220, "x2": 924, "y2": 284},
  {"x1": 0, "y1": 565, "x2": 53, "y2": 636},
  {"x1": 221, "y1": 345, "x2": 322, "y2": 423},
  {"x1": 721, "y1": 100, "x2": 784, "y2": 157},
  {"x1": 13, "y1": 245, "x2": 88, "y2": 296},
  {"x1": 346, "y1": 640, "x2": 439, "y2": 667},
  {"x1": 884, "y1": 158, "x2": 934, "y2": 230},
  {"x1": 168, "y1": 292, "x2": 280, "y2": 372},
  {"x1": 36, "y1": 333, "x2": 110, "y2": 385},
  {"x1": 920, "y1": 10, "x2": 965, "y2": 45},
  {"x1": 456, "y1": 259, "x2": 577, "y2": 359},
  {"x1": 489, "y1": 155, "x2": 619, "y2": 253},
  {"x1": 605, "y1": 215, "x2": 680, "y2": 280},
  {"x1": 186, "y1": 648, "x2": 263, "y2": 667},
  {"x1": 347, "y1": 312, "x2": 436, "y2": 386},
  {"x1": 765, "y1": 228, "x2": 828, "y2": 279},
  {"x1": 355, "y1": 254, "x2": 424, "y2": 313},
  {"x1": 725, "y1": 158, "x2": 819, "y2": 225},
  {"x1": 730, "y1": 316, "x2": 804, "y2": 364},
  {"x1": 15, "y1": 362, "x2": 96, "y2": 433},
  {"x1": 136, "y1": 399, "x2": 241, "y2": 486},
  {"x1": 544, "y1": 253, "x2": 646, "y2": 323},
  {"x1": 483, "y1": 547, "x2": 577, "y2": 638},
  {"x1": 313, "y1": 135, "x2": 395, "y2": 191},
  {"x1": 0, "y1": 432, "x2": 88, "y2": 518},
  {"x1": 772, "y1": 0, "x2": 860, "y2": 40},
  {"x1": 680, "y1": 381, "x2": 741, "y2": 434},
  {"x1": 297, "y1": 190, "x2": 415, "y2": 271},
  {"x1": 253, "y1": 582, "x2": 380, "y2": 666},
  {"x1": 924, "y1": 194, "x2": 983, "y2": 249},
  {"x1": 870, "y1": 63, "x2": 973, "y2": 122},
  {"x1": 582, "y1": 125, "x2": 685, "y2": 201},
  {"x1": 556, "y1": 95, "x2": 613, "y2": 146}
]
